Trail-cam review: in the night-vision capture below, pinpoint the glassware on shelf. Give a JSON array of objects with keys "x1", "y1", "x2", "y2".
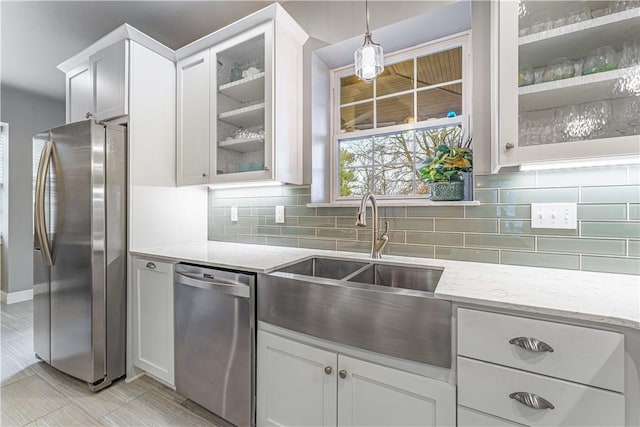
[
  {"x1": 555, "y1": 104, "x2": 581, "y2": 141},
  {"x1": 591, "y1": 6, "x2": 611, "y2": 18},
  {"x1": 573, "y1": 57, "x2": 585, "y2": 77},
  {"x1": 530, "y1": 11, "x2": 553, "y2": 34},
  {"x1": 542, "y1": 57, "x2": 575, "y2": 82},
  {"x1": 583, "y1": 46, "x2": 619, "y2": 75},
  {"x1": 230, "y1": 63, "x2": 243, "y2": 82},
  {"x1": 582, "y1": 100, "x2": 612, "y2": 138},
  {"x1": 620, "y1": 32, "x2": 640, "y2": 68},
  {"x1": 612, "y1": 0, "x2": 640, "y2": 13},
  {"x1": 533, "y1": 66, "x2": 545, "y2": 84},
  {"x1": 611, "y1": 96, "x2": 640, "y2": 136},
  {"x1": 518, "y1": 64, "x2": 535, "y2": 86},
  {"x1": 566, "y1": 2, "x2": 592, "y2": 24}
]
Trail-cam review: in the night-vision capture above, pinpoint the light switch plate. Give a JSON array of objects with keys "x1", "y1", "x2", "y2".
[
  {"x1": 275, "y1": 206, "x2": 285, "y2": 224},
  {"x1": 230, "y1": 206, "x2": 238, "y2": 222},
  {"x1": 531, "y1": 203, "x2": 577, "y2": 229}
]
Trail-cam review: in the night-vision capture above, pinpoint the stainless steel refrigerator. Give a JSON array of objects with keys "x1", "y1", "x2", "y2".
[{"x1": 33, "y1": 119, "x2": 126, "y2": 391}]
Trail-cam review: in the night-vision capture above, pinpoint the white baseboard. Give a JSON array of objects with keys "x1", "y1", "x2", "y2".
[{"x1": 1, "y1": 289, "x2": 34, "y2": 304}]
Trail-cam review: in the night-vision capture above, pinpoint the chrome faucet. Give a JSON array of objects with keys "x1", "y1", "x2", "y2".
[{"x1": 355, "y1": 193, "x2": 389, "y2": 259}]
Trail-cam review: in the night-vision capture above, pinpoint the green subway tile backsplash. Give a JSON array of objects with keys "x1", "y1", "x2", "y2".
[{"x1": 208, "y1": 166, "x2": 640, "y2": 275}]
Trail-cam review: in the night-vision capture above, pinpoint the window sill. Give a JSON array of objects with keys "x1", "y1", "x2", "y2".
[{"x1": 307, "y1": 200, "x2": 480, "y2": 208}]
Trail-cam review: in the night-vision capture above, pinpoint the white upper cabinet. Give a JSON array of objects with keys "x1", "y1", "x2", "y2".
[
  {"x1": 90, "y1": 39, "x2": 129, "y2": 121},
  {"x1": 176, "y1": 5, "x2": 308, "y2": 187},
  {"x1": 492, "y1": 1, "x2": 640, "y2": 170},
  {"x1": 177, "y1": 50, "x2": 211, "y2": 186},
  {"x1": 66, "y1": 63, "x2": 91, "y2": 123}
]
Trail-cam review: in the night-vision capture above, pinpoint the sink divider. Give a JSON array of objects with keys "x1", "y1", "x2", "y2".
[{"x1": 340, "y1": 263, "x2": 373, "y2": 281}]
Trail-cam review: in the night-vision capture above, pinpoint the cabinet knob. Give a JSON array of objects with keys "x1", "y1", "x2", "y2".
[
  {"x1": 146, "y1": 262, "x2": 156, "y2": 269},
  {"x1": 505, "y1": 143, "x2": 515, "y2": 150},
  {"x1": 85, "y1": 112, "x2": 93, "y2": 119},
  {"x1": 202, "y1": 172, "x2": 208, "y2": 178},
  {"x1": 324, "y1": 366, "x2": 332, "y2": 375},
  {"x1": 264, "y1": 166, "x2": 270, "y2": 171},
  {"x1": 338, "y1": 369, "x2": 347, "y2": 379}
]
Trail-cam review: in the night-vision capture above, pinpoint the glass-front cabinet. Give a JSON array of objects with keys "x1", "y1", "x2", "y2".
[
  {"x1": 212, "y1": 24, "x2": 271, "y2": 182},
  {"x1": 176, "y1": 8, "x2": 308, "y2": 187},
  {"x1": 494, "y1": 1, "x2": 640, "y2": 170}
]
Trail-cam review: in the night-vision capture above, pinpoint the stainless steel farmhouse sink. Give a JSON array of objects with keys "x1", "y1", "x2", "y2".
[{"x1": 258, "y1": 257, "x2": 452, "y2": 368}]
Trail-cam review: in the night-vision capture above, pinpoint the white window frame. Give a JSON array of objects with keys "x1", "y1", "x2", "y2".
[{"x1": 329, "y1": 32, "x2": 472, "y2": 203}]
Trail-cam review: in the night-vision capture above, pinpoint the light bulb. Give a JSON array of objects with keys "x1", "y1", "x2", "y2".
[{"x1": 354, "y1": 34, "x2": 384, "y2": 83}]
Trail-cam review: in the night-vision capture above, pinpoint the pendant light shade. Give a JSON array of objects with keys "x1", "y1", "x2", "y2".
[
  {"x1": 355, "y1": 33, "x2": 384, "y2": 82},
  {"x1": 354, "y1": 0, "x2": 383, "y2": 82}
]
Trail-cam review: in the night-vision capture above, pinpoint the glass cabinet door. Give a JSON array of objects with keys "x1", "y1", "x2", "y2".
[
  {"x1": 212, "y1": 24, "x2": 272, "y2": 182},
  {"x1": 500, "y1": 1, "x2": 640, "y2": 167}
]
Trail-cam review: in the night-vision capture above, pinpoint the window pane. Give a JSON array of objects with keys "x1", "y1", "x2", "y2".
[
  {"x1": 376, "y1": 59, "x2": 414, "y2": 97},
  {"x1": 414, "y1": 126, "x2": 464, "y2": 163},
  {"x1": 417, "y1": 84, "x2": 462, "y2": 121},
  {"x1": 373, "y1": 163, "x2": 415, "y2": 196},
  {"x1": 341, "y1": 75, "x2": 373, "y2": 104},
  {"x1": 373, "y1": 131, "x2": 415, "y2": 166},
  {"x1": 417, "y1": 47, "x2": 462, "y2": 88},
  {"x1": 377, "y1": 93, "x2": 413, "y2": 128},
  {"x1": 341, "y1": 102, "x2": 373, "y2": 133},
  {"x1": 340, "y1": 167, "x2": 372, "y2": 197},
  {"x1": 340, "y1": 136, "x2": 372, "y2": 168}
]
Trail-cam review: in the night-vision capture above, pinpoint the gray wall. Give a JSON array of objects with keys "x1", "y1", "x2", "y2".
[
  {"x1": 0, "y1": 85, "x2": 65, "y2": 294},
  {"x1": 208, "y1": 165, "x2": 640, "y2": 276}
]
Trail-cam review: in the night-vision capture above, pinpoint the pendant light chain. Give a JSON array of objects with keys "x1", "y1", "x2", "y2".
[
  {"x1": 354, "y1": 0, "x2": 384, "y2": 82},
  {"x1": 365, "y1": 0, "x2": 370, "y2": 34}
]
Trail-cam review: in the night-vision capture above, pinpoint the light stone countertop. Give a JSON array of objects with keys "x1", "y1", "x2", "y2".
[{"x1": 131, "y1": 241, "x2": 640, "y2": 331}]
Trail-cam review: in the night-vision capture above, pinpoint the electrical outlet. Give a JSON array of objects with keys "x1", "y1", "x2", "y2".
[
  {"x1": 230, "y1": 206, "x2": 238, "y2": 222},
  {"x1": 275, "y1": 206, "x2": 285, "y2": 224},
  {"x1": 531, "y1": 203, "x2": 577, "y2": 229}
]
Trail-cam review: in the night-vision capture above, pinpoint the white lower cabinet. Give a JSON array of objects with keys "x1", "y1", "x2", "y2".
[
  {"x1": 257, "y1": 331, "x2": 455, "y2": 427},
  {"x1": 458, "y1": 406, "x2": 525, "y2": 427},
  {"x1": 132, "y1": 257, "x2": 174, "y2": 386},
  {"x1": 456, "y1": 308, "x2": 626, "y2": 427}
]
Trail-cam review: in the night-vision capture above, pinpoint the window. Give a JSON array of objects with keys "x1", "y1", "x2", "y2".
[{"x1": 331, "y1": 33, "x2": 470, "y2": 201}]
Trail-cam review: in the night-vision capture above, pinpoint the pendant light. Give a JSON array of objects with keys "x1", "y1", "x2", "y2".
[{"x1": 354, "y1": 0, "x2": 384, "y2": 82}]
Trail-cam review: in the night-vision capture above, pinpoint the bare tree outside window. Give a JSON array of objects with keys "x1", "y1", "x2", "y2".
[{"x1": 339, "y1": 125, "x2": 467, "y2": 198}]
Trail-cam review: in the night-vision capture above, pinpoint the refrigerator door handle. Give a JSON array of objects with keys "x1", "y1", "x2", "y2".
[{"x1": 35, "y1": 141, "x2": 54, "y2": 266}]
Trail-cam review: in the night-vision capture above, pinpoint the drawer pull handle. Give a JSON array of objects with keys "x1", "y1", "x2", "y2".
[
  {"x1": 509, "y1": 337, "x2": 554, "y2": 353},
  {"x1": 509, "y1": 392, "x2": 555, "y2": 410},
  {"x1": 146, "y1": 262, "x2": 156, "y2": 269}
]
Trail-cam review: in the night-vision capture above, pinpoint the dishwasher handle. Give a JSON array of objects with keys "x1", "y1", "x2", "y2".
[{"x1": 176, "y1": 271, "x2": 250, "y2": 298}]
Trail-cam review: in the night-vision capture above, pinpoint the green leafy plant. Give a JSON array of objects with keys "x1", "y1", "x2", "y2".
[{"x1": 419, "y1": 131, "x2": 473, "y2": 184}]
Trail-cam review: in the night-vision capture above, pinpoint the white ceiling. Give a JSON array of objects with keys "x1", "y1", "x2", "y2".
[{"x1": 0, "y1": 1, "x2": 449, "y2": 101}]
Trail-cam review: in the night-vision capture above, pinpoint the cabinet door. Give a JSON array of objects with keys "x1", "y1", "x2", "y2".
[
  {"x1": 177, "y1": 50, "x2": 211, "y2": 186},
  {"x1": 210, "y1": 22, "x2": 273, "y2": 184},
  {"x1": 132, "y1": 258, "x2": 174, "y2": 386},
  {"x1": 89, "y1": 39, "x2": 129, "y2": 121},
  {"x1": 337, "y1": 355, "x2": 455, "y2": 427},
  {"x1": 494, "y1": 1, "x2": 640, "y2": 170},
  {"x1": 257, "y1": 331, "x2": 337, "y2": 427},
  {"x1": 66, "y1": 63, "x2": 91, "y2": 123}
]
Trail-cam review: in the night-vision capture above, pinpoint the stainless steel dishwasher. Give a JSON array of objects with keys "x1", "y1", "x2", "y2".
[{"x1": 175, "y1": 263, "x2": 255, "y2": 427}]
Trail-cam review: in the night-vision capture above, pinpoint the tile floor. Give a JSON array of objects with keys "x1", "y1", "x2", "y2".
[{"x1": 1, "y1": 301, "x2": 225, "y2": 427}]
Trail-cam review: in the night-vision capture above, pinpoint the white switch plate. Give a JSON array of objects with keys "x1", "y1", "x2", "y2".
[
  {"x1": 230, "y1": 206, "x2": 238, "y2": 222},
  {"x1": 275, "y1": 206, "x2": 285, "y2": 224},
  {"x1": 531, "y1": 203, "x2": 577, "y2": 229}
]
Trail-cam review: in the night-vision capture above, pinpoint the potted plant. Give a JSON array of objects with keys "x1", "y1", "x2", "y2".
[{"x1": 419, "y1": 130, "x2": 472, "y2": 201}]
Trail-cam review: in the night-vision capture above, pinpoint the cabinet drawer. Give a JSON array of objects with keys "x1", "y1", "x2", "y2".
[
  {"x1": 458, "y1": 357, "x2": 624, "y2": 427},
  {"x1": 458, "y1": 406, "x2": 525, "y2": 427},
  {"x1": 457, "y1": 308, "x2": 624, "y2": 392}
]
